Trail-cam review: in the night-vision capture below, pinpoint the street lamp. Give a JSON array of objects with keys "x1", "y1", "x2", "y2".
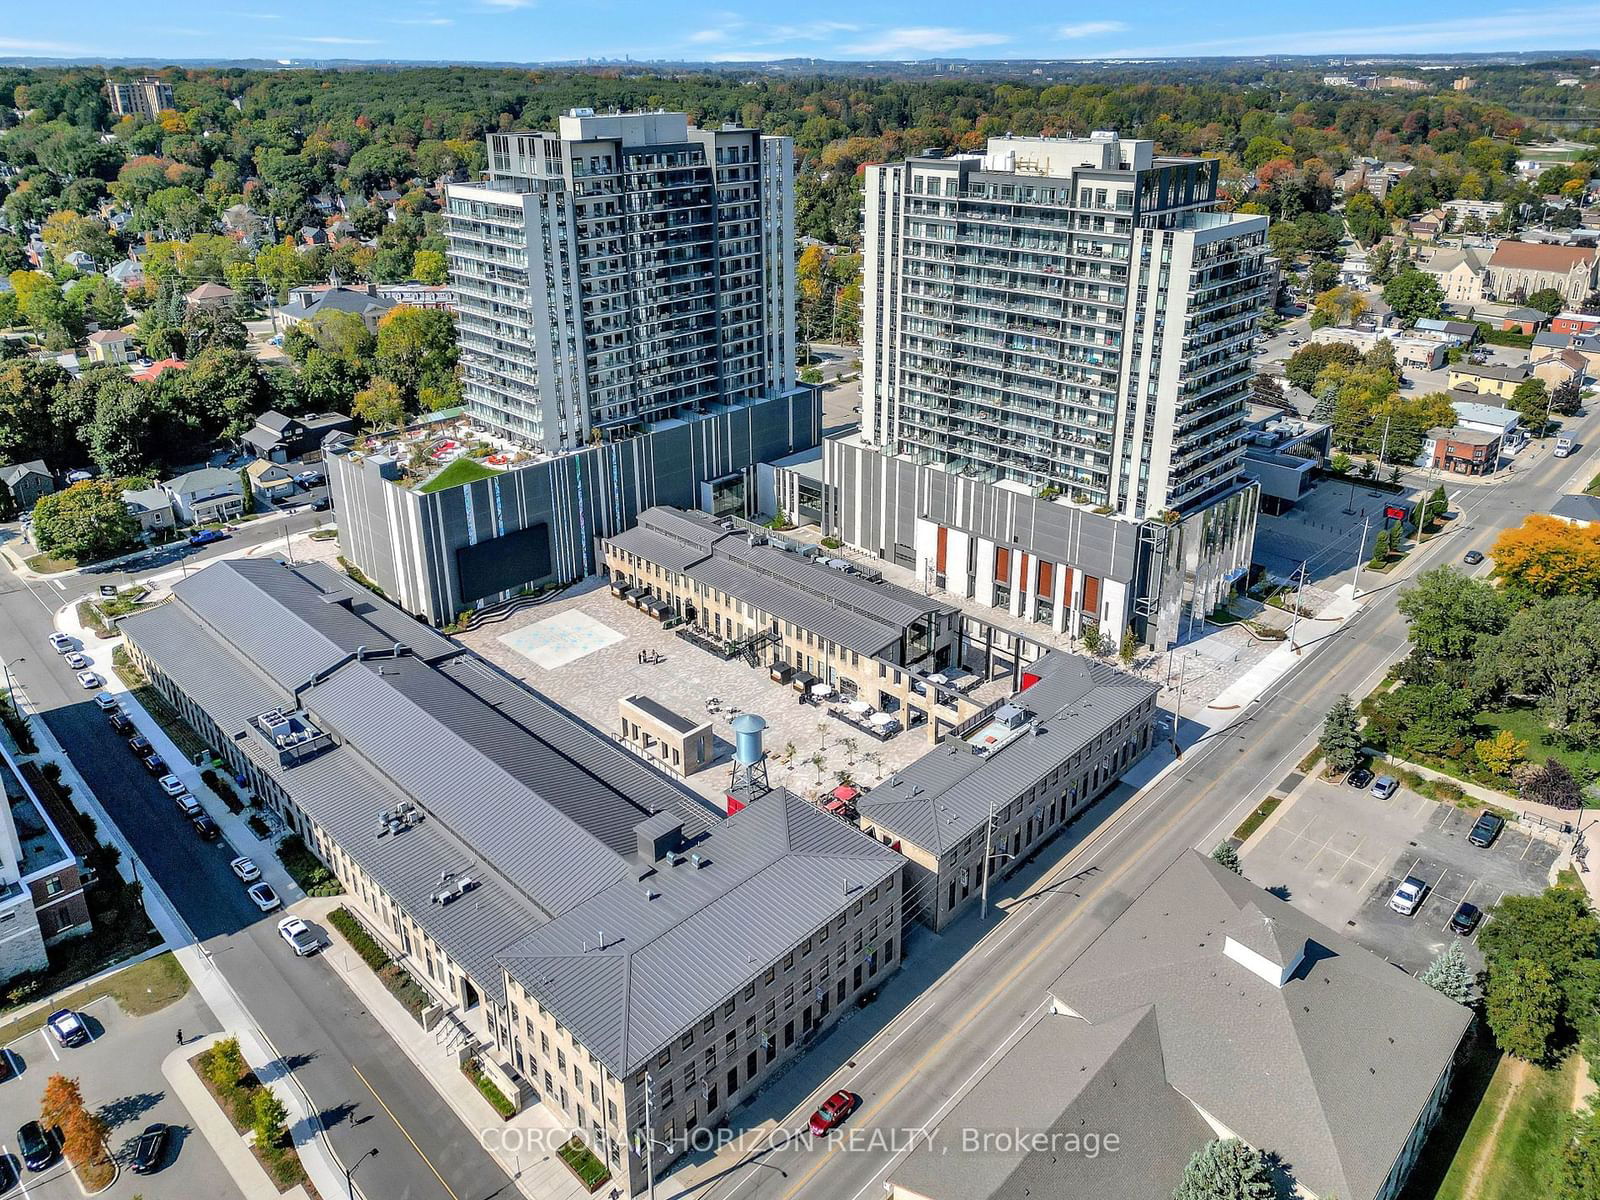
[{"x1": 345, "y1": 1146, "x2": 379, "y2": 1200}]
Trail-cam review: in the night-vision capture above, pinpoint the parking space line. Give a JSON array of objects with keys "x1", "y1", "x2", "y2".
[
  {"x1": 1521, "y1": 836, "x2": 1536, "y2": 860},
  {"x1": 0, "y1": 1146, "x2": 27, "y2": 1199},
  {"x1": 39, "y1": 1029, "x2": 58, "y2": 1061}
]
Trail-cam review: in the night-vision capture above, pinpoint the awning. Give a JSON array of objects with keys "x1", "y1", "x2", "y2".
[{"x1": 831, "y1": 785, "x2": 860, "y2": 803}]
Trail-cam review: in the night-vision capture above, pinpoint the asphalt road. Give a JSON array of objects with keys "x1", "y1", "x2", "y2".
[
  {"x1": 0, "y1": 572, "x2": 516, "y2": 1200},
  {"x1": 681, "y1": 410, "x2": 1600, "y2": 1200}
]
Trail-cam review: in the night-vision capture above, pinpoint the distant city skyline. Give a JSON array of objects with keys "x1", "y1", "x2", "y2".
[{"x1": 5, "y1": 2, "x2": 1600, "y2": 65}]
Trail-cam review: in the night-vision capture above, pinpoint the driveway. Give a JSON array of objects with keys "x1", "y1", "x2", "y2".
[
  {"x1": 0, "y1": 985, "x2": 239, "y2": 1200},
  {"x1": 1241, "y1": 777, "x2": 1559, "y2": 975}
]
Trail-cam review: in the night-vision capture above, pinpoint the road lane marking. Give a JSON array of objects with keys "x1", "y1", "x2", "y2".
[{"x1": 350, "y1": 1062, "x2": 459, "y2": 1200}]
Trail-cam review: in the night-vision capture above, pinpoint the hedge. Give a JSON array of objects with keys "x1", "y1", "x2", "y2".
[
  {"x1": 464, "y1": 1059, "x2": 517, "y2": 1119},
  {"x1": 328, "y1": 907, "x2": 391, "y2": 973}
]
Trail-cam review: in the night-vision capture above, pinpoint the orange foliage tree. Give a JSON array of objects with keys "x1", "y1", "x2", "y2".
[{"x1": 1490, "y1": 514, "x2": 1600, "y2": 600}]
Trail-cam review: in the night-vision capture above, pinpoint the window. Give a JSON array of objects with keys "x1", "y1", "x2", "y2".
[{"x1": 681, "y1": 1030, "x2": 694, "y2": 1050}]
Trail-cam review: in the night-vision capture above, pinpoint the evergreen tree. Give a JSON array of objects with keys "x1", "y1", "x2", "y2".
[
  {"x1": 1419, "y1": 941, "x2": 1474, "y2": 1004},
  {"x1": 1173, "y1": 1138, "x2": 1275, "y2": 1200},
  {"x1": 1319, "y1": 694, "x2": 1363, "y2": 775},
  {"x1": 1211, "y1": 842, "x2": 1242, "y2": 875}
]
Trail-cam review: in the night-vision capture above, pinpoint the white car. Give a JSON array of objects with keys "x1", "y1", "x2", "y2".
[
  {"x1": 247, "y1": 882, "x2": 281, "y2": 912},
  {"x1": 48, "y1": 632, "x2": 73, "y2": 654},
  {"x1": 1389, "y1": 876, "x2": 1428, "y2": 916},
  {"x1": 64, "y1": 652, "x2": 90, "y2": 670},
  {"x1": 76, "y1": 671, "x2": 101, "y2": 690},
  {"x1": 92, "y1": 692, "x2": 118, "y2": 711},
  {"x1": 229, "y1": 856, "x2": 261, "y2": 883},
  {"x1": 278, "y1": 916, "x2": 319, "y2": 956},
  {"x1": 157, "y1": 774, "x2": 187, "y2": 797}
]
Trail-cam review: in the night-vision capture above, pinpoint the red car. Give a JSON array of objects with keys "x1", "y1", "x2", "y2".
[{"x1": 808, "y1": 1090, "x2": 858, "y2": 1137}]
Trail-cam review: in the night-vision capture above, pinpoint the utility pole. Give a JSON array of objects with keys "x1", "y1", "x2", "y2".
[
  {"x1": 979, "y1": 794, "x2": 997, "y2": 920},
  {"x1": 1286, "y1": 560, "x2": 1308, "y2": 654},
  {"x1": 1171, "y1": 652, "x2": 1188, "y2": 759},
  {"x1": 1350, "y1": 516, "x2": 1370, "y2": 600},
  {"x1": 1375, "y1": 412, "x2": 1392, "y2": 475}
]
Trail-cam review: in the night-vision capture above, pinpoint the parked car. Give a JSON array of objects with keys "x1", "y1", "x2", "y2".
[
  {"x1": 127, "y1": 734, "x2": 153, "y2": 756},
  {"x1": 131, "y1": 1122, "x2": 169, "y2": 1174},
  {"x1": 191, "y1": 813, "x2": 220, "y2": 841},
  {"x1": 1451, "y1": 901, "x2": 1482, "y2": 935},
  {"x1": 1371, "y1": 775, "x2": 1399, "y2": 800},
  {"x1": 1463, "y1": 550, "x2": 1484, "y2": 565},
  {"x1": 75, "y1": 670, "x2": 100, "y2": 690},
  {"x1": 248, "y1": 882, "x2": 280, "y2": 911},
  {"x1": 278, "y1": 916, "x2": 320, "y2": 955},
  {"x1": 17, "y1": 1120, "x2": 55, "y2": 1171},
  {"x1": 47, "y1": 632, "x2": 73, "y2": 654},
  {"x1": 141, "y1": 753, "x2": 168, "y2": 775},
  {"x1": 158, "y1": 774, "x2": 187, "y2": 797},
  {"x1": 1469, "y1": 811, "x2": 1505, "y2": 848},
  {"x1": 230, "y1": 856, "x2": 261, "y2": 883},
  {"x1": 107, "y1": 712, "x2": 132, "y2": 735},
  {"x1": 173, "y1": 793, "x2": 201, "y2": 818},
  {"x1": 63, "y1": 651, "x2": 90, "y2": 670},
  {"x1": 0, "y1": 1153, "x2": 15, "y2": 1192},
  {"x1": 809, "y1": 1090, "x2": 859, "y2": 1137},
  {"x1": 187, "y1": 529, "x2": 228, "y2": 547},
  {"x1": 1389, "y1": 875, "x2": 1428, "y2": 916},
  {"x1": 1347, "y1": 767, "x2": 1374, "y2": 790},
  {"x1": 92, "y1": 692, "x2": 117, "y2": 711},
  {"x1": 294, "y1": 470, "x2": 325, "y2": 486},
  {"x1": 46, "y1": 1009, "x2": 88, "y2": 1047}
]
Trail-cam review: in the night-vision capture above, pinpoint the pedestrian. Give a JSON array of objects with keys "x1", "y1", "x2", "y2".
[{"x1": 175, "y1": 1028, "x2": 184, "y2": 1046}]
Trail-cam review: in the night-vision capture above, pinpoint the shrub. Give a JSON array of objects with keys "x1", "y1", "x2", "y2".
[
  {"x1": 1431, "y1": 779, "x2": 1466, "y2": 802},
  {"x1": 328, "y1": 907, "x2": 392, "y2": 972},
  {"x1": 252, "y1": 1090, "x2": 288, "y2": 1148},
  {"x1": 276, "y1": 834, "x2": 342, "y2": 896},
  {"x1": 557, "y1": 1136, "x2": 612, "y2": 1192},
  {"x1": 205, "y1": 1037, "x2": 247, "y2": 1092},
  {"x1": 464, "y1": 1059, "x2": 517, "y2": 1119}
]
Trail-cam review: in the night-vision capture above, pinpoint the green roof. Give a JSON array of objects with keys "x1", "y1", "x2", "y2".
[{"x1": 416, "y1": 457, "x2": 501, "y2": 494}]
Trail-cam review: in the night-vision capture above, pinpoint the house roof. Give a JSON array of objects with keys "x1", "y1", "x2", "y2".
[
  {"x1": 1488, "y1": 240, "x2": 1597, "y2": 271},
  {"x1": 858, "y1": 652, "x2": 1157, "y2": 852},
  {"x1": 276, "y1": 286, "x2": 395, "y2": 324},
  {"x1": 1502, "y1": 306, "x2": 1547, "y2": 322},
  {"x1": 120, "y1": 486, "x2": 170, "y2": 513},
  {"x1": 162, "y1": 466, "x2": 242, "y2": 494},
  {"x1": 185, "y1": 282, "x2": 234, "y2": 301},
  {"x1": 1045, "y1": 852, "x2": 1472, "y2": 1200},
  {"x1": 245, "y1": 460, "x2": 293, "y2": 482},
  {"x1": 131, "y1": 358, "x2": 187, "y2": 383},
  {"x1": 1536, "y1": 347, "x2": 1588, "y2": 371},
  {"x1": 1430, "y1": 425, "x2": 1501, "y2": 447},
  {"x1": 86, "y1": 329, "x2": 131, "y2": 344},
  {"x1": 0, "y1": 460, "x2": 49, "y2": 485},
  {"x1": 1451, "y1": 360, "x2": 1529, "y2": 383},
  {"x1": 1450, "y1": 399, "x2": 1520, "y2": 429},
  {"x1": 1552, "y1": 493, "x2": 1600, "y2": 524}
]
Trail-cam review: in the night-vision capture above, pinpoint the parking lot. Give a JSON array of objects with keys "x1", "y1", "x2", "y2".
[
  {"x1": 1241, "y1": 776, "x2": 1560, "y2": 975},
  {"x1": 0, "y1": 982, "x2": 239, "y2": 1199}
]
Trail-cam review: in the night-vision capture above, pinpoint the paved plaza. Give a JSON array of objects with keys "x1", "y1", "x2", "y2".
[{"x1": 461, "y1": 581, "x2": 938, "y2": 809}]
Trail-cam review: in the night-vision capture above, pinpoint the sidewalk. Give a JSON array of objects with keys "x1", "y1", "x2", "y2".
[
  {"x1": 164, "y1": 1033, "x2": 312, "y2": 1200},
  {"x1": 300, "y1": 894, "x2": 591, "y2": 1200}
]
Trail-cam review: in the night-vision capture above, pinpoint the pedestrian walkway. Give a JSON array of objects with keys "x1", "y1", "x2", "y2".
[
  {"x1": 300, "y1": 894, "x2": 592, "y2": 1200},
  {"x1": 165, "y1": 1033, "x2": 312, "y2": 1200}
]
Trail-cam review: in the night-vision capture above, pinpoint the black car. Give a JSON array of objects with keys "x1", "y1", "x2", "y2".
[
  {"x1": 131, "y1": 1122, "x2": 168, "y2": 1174},
  {"x1": 127, "y1": 734, "x2": 153, "y2": 756},
  {"x1": 107, "y1": 711, "x2": 132, "y2": 735},
  {"x1": 17, "y1": 1121, "x2": 53, "y2": 1172},
  {"x1": 1451, "y1": 901, "x2": 1482, "y2": 935},
  {"x1": 141, "y1": 753, "x2": 168, "y2": 776},
  {"x1": 190, "y1": 813, "x2": 220, "y2": 841},
  {"x1": 1347, "y1": 767, "x2": 1375, "y2": 790},
  {"x1": 0, "y1": 1153, "x2": 15, "y2": 1193},
  {"x1": 1463, "y1": 550, "x2": 1485, "y2": 565},
  {"x1": 1469, "y1": 811, "x2": 1506, "y2": 848}
]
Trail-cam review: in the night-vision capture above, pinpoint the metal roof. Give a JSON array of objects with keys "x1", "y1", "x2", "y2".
[
  {"x1": 859, "y1": 652, "x2": 1158, "y2": 852},
  {"x1": 622, "y1": 694, "x2": 704, "y2": 736},
  {"x1": 686, "y1": 555, "x2": 903, "y2": 657}
]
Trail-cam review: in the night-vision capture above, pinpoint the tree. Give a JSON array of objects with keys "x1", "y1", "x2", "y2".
[
  {"x1": 375, "y1": 305, "x2": 457, "y2": 407},
  {"x1": 1509, "y1": 377, "x2": 1551, "y2": 434},
  {"x1": 1474, "y1": 729, "x2": 1528, "y2": 777},
  {"x1": 1485, "y1": 956, "x2": 1562, "y2": 1062},
  {"x1": 1210, "y1": 842, "x2": 1242, "y2": 875},
  {"x1": 1480, "y1": 886, "x2": 1600, "y2": 1023},
  {"x1": 61, "y1": 1105, "x2": 114, "y2": 1189},
  {"x1": 1079, "y1": 625, "x2": 1103, "y2": 655},
  {"x1": 40, "y1": 1073, "x2": 85, "y2": 1130},
  {"x1": 1420, "y1": 941, "x2": 1474, "y2": 1004},
  {"x1": 1172, "y1": 1138, "x2": 1275, "y2": 1200},
  {"x1": 1493, "y1": 595, "x2": 1600, "y2": 742},
  {"x1": 1514, "y1": 761, "x2": 1586, "y2": 810},
  {"x1": 252, "y1": 1090, "x2": 289, "y2": 1149},
  {"x1": 352, "y1": 378, "x2": 405, "y2": 430},
  {"x1": 1396, "y1": 566, "x2": 1508, "y2": 663},
  {"x1": 412, "y1": 248, "x2": 446, "y2": 285},
  {"x1": 0, "y1": 359, "x2": 75, "y2": 465},
  {"x1": 1525, "y1": 287, "x2": 1566, "y2": 316},
  {"x1": 31, "y1": 481, "x2": 142, "y2": 564},
  {"x1": 1118, "y1": 630, "x2": 1139, "y2": 665},
  {"x1": 1319, "y1": 694, "x2": 1364, "y2": 774},
  {"x1": 1382, "y1": 267, "x2": 1445, "y2": 326},
  {"x1": 1491, "y1": 515, "x2": 1600, "y2": 601},
  {"x1": 1369, "y1": 524, "x2": 1394, "y2": 567},
  {"x1": 1284, "y1": 341, "x2": 1359, "y2": 392},
  {"x1": 206, "y1": 1037, "x2": 246, "y2": 1091}
]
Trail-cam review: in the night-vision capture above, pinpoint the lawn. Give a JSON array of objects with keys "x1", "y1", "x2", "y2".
[
  {"x1": 1233, "y1": 795, "x2": 1283, "y2": 843},
  {"x1": 416, "y1": 457, "x2": 501, "y2": 493},
  {"x1": 0, "y1": 951, "x2": 189, "y2": 1044},
  {"x1": 25, "y1": 551, "x2": 79, "y2": 574},
  {"x1": 1428, "y1": 1052, "x2": 1577, "y2": 1200},
  {"x1": 1587, "y1": 471, "x2": 1600, "y2": 498},
  {"x1": 1476, "y1": 707, "x2": 1600, "y2": 802}
]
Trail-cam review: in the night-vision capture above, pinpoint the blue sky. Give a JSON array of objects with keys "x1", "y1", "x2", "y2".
[{"x1": 5, "y1": 2, "x2": 1599, "y2": 63}]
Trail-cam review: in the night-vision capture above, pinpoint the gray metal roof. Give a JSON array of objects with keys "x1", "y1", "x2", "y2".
[
  {"x1": 1048, "y1": 852, "x2": 1473, "y2": 1200},
  {"x1": 162, "y1": 466, "x2": 243, "y2": 495},
  {"x1": 622, "y1": 694, "x2": 704, "y2": 736},
  {"x1": 859, "y1": 652, "x2": 1158, "y2": 852},
  {"x1": 686, "y1": 555, "x2": 903, "y2": 657},
  {"x1": 1553, "y1": 493, "x2": 1600, "y2": 524}
]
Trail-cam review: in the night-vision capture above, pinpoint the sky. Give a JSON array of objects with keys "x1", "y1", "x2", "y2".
[{"x1": 5, "y1": 1, "x2": 1600, "y2": 63}]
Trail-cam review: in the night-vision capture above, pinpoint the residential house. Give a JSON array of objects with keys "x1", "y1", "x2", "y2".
[
  {"x1": 272, "y1": 285, "x2": 395, "y2": 336},
  {"x1": 1551, "y1": 312, "x2": 1600, "y2": 336},
  {"x1": 1485, "y1": 241, "x2": 1600, "y2": 308},
  {"x1": 1418, "y1": 246, "x2": 1486, "y2": 304},
  {"x1": 1551, "y1": 494, "x2": 1600, "y2": 527},
  {"x1": 184, "y1": 282, "x2": 235, "y2": 312},
  {"x1": 1500, "y1": 306, "x2": 1550, "y2": 335},
  {"x1": 221, "y1": 204, "x2": 265, "y2": 243},
  {"x1": 1412, "y1": 317, "x2": 1479, "y2": 343},
  {"x1": 240, "y1": 410, "x2": 356, "y2": 463},
  {"x1": 61, "y1": 250, "x2": 95, "y2": 273},
  {"x1": 131, "y1": 358, "x2": 188, "y2": 384},
  {"x1": 298, "y1": 225, "x2": 328, "y2": 248},
  {"x1": 1447, "y1": 361, "x2": 1529, "y2": 400},
  {"x1": 106, "y1": 259, "x2": 143, "y2": 290},
  {"x1": 1425, "y1": 426, "x2": 1501, "y2": 475},
  {"x1": 85, "y1": 329, "x2": 134, "y2": 365},
  {"x1": 1451, "y1": 399, "x2": 1523, "y2": 443},
  {"x1": 121, "y1": 485, "x2": 175, "y2": 535},
  {"x1": 882, "y1": 852, "x2": 1471, "y2": 1200},
  {"x1": 161, "y1": 467, "x2": 245, "y2": 526},
  {"x1": 0, "y1": 461, "x2": 55, "y2": 509},
  {"x1": 1406, "y1": 208, "x2": 1448, "y2": 240},
  {"x1": 1533, "y1": 347, "x2": 1588, "y2": 390},
  {"x1": 245, "y1": 459, "x2": 298, "y2": 509}
]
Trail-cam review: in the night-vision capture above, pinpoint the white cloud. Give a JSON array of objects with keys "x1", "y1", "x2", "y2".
[
  {"x1": 841, "y1": 26, "x2": 1008, "y2": 56},
  {"x1": 480, "y1": 0, "x2": 535, "y2": 8},
  {"x1": 1102, "y1": 6, "x2": 1600, "y2": 56},
  {"x1": 0, "y1": 36, "x2": 101, "y2": 53},
  {"x1": 683, "y1": 18, "x2": 858, "y2": 53},
  {"x1": 391, "y1": 15, "x2": 454, "y2": 24},
  {"x1": 686, "y1": 28, "x2": 731, "y2": 44},
  {"x1": 1057, "y1": 20, "x2": 1127, "y2": 39},
  {"x1": 287, "y1": 35, "x2": 382, "y2": 44}
]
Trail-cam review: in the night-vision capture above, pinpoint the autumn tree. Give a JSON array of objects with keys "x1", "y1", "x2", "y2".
[
  {"x1": 40, "y1": 1073, "x2": 85, "y2": 1130},
  {"x1": 352, "y1": 378, "x2": 405, "y2": 431},
  {"x1": 1491, "y1": 514, "x2": 1600, "y2": 601},
  {"x1": 1474, "y1": 728, "x2": 1527, "y2": 777}
]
